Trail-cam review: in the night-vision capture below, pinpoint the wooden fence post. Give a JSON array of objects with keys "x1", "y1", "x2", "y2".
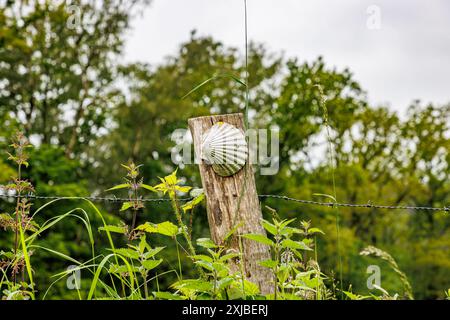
[{"x1": 188, "y1": 113, "x2": 273, "y2": 295}]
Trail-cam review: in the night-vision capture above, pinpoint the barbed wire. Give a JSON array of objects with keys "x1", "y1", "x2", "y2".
[
  {"x1": 0, "y1": 192, "x2": 448, "y2": 212},
  {"x1": 258, "y1": 194, "x2": 449, "y2": 212}
]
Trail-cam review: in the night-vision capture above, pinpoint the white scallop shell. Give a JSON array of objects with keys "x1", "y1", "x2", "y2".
[{"x1": 201, "y1": 122, "x2": 248, "y2": 176}]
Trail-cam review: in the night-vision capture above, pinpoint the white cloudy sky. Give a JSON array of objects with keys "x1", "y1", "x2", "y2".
[{"x1": 124, "y1": 0, "x2": 450, "y2": 114}]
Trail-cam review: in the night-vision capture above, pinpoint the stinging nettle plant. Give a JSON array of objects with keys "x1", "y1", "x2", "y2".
[
  {"x1": 106, "y1": 162, "x2": 157, "y2": 239},
  {"x1": 242, "y1": 206, "x2": 331, "y2": 300}
]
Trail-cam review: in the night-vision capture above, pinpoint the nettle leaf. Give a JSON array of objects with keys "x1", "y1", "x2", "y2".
[
  {"x1": 136, "y1": 221, "x2": 179, "y2": 237},
  {"x1": 218, "y1": 277, "x2": 235, "y2": 290},
  {"x1": 142, "y1": 259, "x2": 162, "y2": 271},
  {"x1": 281, "y1": 239, "x2": 312, "y2": 251},
  {"x1": 120, "y1": 202, "x2": 132, "y2": 211},
  {"x1": 155, "y1": 221, "x2": 179, "y2": 237},
  {"x1": 212, "y1": 262, "x2": 228, "y2": 276},
  {"x1": 195, "y1": 260, "x2": 214, "y2": 271},
  {"x1": 279, "y1": 218, "x2": 296, "y2": 229},
  {"x1": 219, "y1": 253, "x2": 240, "y2": 262},
  {"x1": 141, "y1": 184, "x2": 157, "y2": 192},
  {"x1": 153, "y1": 291, "x2": 186, "y2": 300},
  {"x1": 242, "y1": 279, "x2": 260, "y2": 296},
  {"x1": 262, "y1": 219, "x2": 277, "y2": 235},
  {"x1": 308, "y1": 227, "x2": 325, "y2": 235},
  {"x1": 106, "y1": 183, "x2": 131, "y2": 191},
  {"x1": 165, "y1": 170, "x2": 178, "y2": 185},
  {"x1": 242, "y1": 234, "x2": 274, "y2": 246},
  {"x1": 259, "y1": 259, "x2": 278, "y2": 269},
  {"x1": 175, "y1": 185, "x2": 192, "y2": 193},
  {"x1": 196, "y1": 238, "x2": 218, "y2": 249},
  {"x1": 181, "y1": 193, "x2": 205, "y2": 212},
  {"x1": 99, "y1": 225, "x2": 127, "y2": 234},
  {"x1": 113, "y1": 248, "x2": 140, "y2": 260},
  {"x1": 143, "y1": 247, "x2": 165, "y2": 260},
  {"x1": 136, "y1": 222, "x2": 154, "y2": 232},
  {"x1": 138, "y1": 234, "x2": 149, "y2": 254},
  {"x1": 175, "y1": 279, "x2": 213, "y2": 292}
]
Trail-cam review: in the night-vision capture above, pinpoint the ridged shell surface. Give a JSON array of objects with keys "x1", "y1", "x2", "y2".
[{"x1": 201, "y1": 122, "x2": 248, "y2": 176}]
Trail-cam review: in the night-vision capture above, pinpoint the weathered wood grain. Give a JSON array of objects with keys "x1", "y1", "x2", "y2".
[{"x1": 188, "y1": 113, "x2": 273, "y2": 294}]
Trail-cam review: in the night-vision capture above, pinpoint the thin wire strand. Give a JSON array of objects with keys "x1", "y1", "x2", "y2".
[
  {"x1": 244, "y1": 0, "x2": 249, "y2": 128},
  {"x1": 0, "y1": 192, "x2": 448, "y2": 212}
]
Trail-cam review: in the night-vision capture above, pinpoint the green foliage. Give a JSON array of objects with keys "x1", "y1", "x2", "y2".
[
  {"x1": 163, "y1": 237, "x2": 258, "y2": 300},
  {"x1": 1, "y1": 0, "x2": 449, "y2": 300},
  {"x1": 244, "y1": 207, "x2": 330, "y2": 300}
]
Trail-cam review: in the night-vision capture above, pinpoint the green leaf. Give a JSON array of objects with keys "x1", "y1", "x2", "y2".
[
  {"x1": 241, "y1": 234, "x2": 274, "y2": 246},
  {"x1": 98, "y1": 225, "x2": 127, "y2": 234},
  {"x1": 175, "y1": 185, "x2": 192, "y2": 193},
  {"x1": 174, "y1": 279, "x2": 213, "y2": 292},
  {"x1": 181, "y1": 193, "x2": 205, "y2": 212},
  {"x1": 194, "y1": 260, "x2": 214, "y2": 271},
  {"x1": 120, "y1": 202, "x2": 132, "y2": 211},
  {"x1": 281, "y1": 239, "x2": 312, "y2": 251},
  {"x1": 142, "y1": 259, "x2": 162, "y2": 271},
  {"x1": 143, "y1": 247, "x2": 165, "y2": 259},
  {"x1": 218, "y1": 277, "x2": 235, "y2": 290},
  {"x1": 136, "y1": 221, "x2": 179, "y2": 237},
  {"x1": 106, "y1": 183, "x2": 130, "y2": 191},
  {"x1": 219, "y1": 253, "x2": 240, "y2": 262},
  {"x1": 258, "y1": 259, "x2": 278, "y2": 269},
  {"x1": 113, "y1": 248, "x2": 140, "y2": 260},
  {"x1": 141, "y1": 184, "x2": 157, "y2": 192},
  {"x1": 138, "y1": 234, "x2": 149, "y2": 254},
  {"x1": 308, "y1": 227, "x2": 325, "y2": 235},
  {"x1": 279, "y1": 218, "x2": 296, "y2": 229},
  {"x1": 242, "y1": 279, "x2": 260, "y2": 296},
  {"x1": 136, "y1": 222, "x2": 155, "y2": 232},
  {"x1": 196, "y1": 238, "x2": 218, "y2": 249},
  {"x1": 154, "y1": 221, "x2": 179, "y2": 237},
  {"x1": 153, "y1": 291, "x2": 186, "y2": 300},
  {"x1": 262, "y1": 219, "x2": 277, "y2": 235}
]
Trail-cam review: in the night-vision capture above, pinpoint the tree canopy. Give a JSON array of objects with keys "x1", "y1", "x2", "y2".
[{"x1": 0, "y1": 0, "x2": 449, "y2": 299}]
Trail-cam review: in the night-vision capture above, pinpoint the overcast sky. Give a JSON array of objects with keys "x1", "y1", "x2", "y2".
[{"x1": 124, "y1": 0, "x2": 450, "y2": 114}]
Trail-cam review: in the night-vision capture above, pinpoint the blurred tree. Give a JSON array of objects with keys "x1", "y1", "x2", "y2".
[
  {"x1": 90, "y1": 32, "x2": 281, "y2": 192},
  {"x1": 0, "y1": 0, "x2": 448, "y2": 298},
  {"x1": 0, "y1": 0, "x2": 150, "y2": 157}
]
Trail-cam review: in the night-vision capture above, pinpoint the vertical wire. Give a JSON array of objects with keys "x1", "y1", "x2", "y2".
[
  {"x1": 319, "y1": 85, "x2": 344, "y2": 298},
  {"x1": 234, "y1": 0, "x2": 249, "y2": 221},
  {"x1": 244, "y1": 0, "x2": 249, "y2": 129}
]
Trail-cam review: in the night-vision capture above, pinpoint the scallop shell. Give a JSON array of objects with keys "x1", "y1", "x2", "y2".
[{"x1": 201, "y1": 122, "x2": 248, "y2": 176}]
